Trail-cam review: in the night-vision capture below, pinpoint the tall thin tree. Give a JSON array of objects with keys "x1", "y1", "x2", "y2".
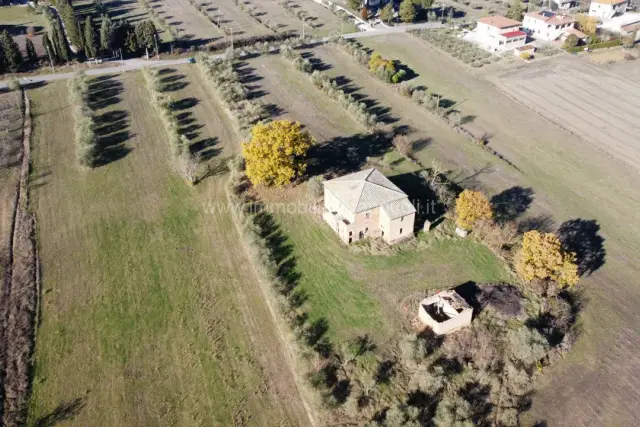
[
  {"x1": 0, "y1": 31, "x2": 23, "y2": 72},
  {"x1": 26, "y1": 38, "x2": 38, "y2": 63},
  {"x1": 54, "y1": 18, "x2": 71, "y2": 62},
  {"x1": 84, "y1": 16, "x2": 98, "y2": 58},
  {"x1": 99, "y1": 15, "x2": 113, "y2": 54}
]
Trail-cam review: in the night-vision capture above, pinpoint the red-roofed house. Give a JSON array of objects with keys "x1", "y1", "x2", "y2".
[
  {"x1": 475, "y1": 16, "x2": 527, "y2": 52},
  {"x1": 523, "y1": 10, "x2": 577, "y2": 41}
]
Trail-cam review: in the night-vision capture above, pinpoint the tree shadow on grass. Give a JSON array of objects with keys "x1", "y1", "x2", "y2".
[
  {"x1": 88, "y1": 75, "x2": 123, "y2": 110},
  {"x1": 557, "y1": 219, "x2": 606, "y2": 276},
  {"x1": 93, "y1": 109, "x2": 133, "y2": 166},
  {"x1": 490, "y1": 186, "x2": 534, "y2": 224},
  {"x1": 159, "y1": 71, "x2": 189, "y2": 92},
  {"x1": 35, "y1": 397, "x2": 86, "y2": 427},
  {"x1": 307, "y1": 130, "x2": 392, "y2": 177}
]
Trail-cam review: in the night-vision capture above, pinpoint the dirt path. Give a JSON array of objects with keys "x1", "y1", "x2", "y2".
[{"x1": 0, "y1": 91, "x2": 39, "y2": 427}]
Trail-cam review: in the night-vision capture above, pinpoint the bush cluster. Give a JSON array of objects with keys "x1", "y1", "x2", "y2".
[
  {"x1": 368, "y1": 53, "x2": 407, "y2": 83},
  {"x1": 195, "y1": 54, "x2": 266, "y2": 130},
  {"x1": 565, "y1": 39, "x2": 622, "y2": 53},
  {"x1": 413, "y1": 29, "x2": 498, "y2": 67},
  {"x1": 280, "y1": 45, "x2": 378, "y2": 128},
  {"x1": 68, "y1": 72, "x2": 97, "y2": 167}
]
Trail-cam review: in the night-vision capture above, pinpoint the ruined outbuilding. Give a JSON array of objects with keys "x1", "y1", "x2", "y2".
[{"x1": 418, "y1": 290, "x2": 473, "y2": 335}]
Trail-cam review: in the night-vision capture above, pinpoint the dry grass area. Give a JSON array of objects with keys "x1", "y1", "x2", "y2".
[
  {"x1": 153, "y1": 0, "x2": 226, "y2": 43},
  {"x1": 195, "y1": 0, "x2": 272, "y2": 39},
  {"x1": 295, "y1": 0, "x2": 356, "y2": 36},
  {"x1": 26, "y1": 69, "x2": 310, "y2": 426},
  {"x1": 0, "y1": 91, "x2": 22, "y2": 270},
  {"x1": 494, "y1": 57, "x2": 640, "y2": 171},
  {"x1": 346, "y1": 33, "x2": 640, "y2": 425}
]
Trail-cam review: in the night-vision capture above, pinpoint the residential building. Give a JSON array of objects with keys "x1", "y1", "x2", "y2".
[
  {"x1": 523, "y1": 10, "x2": 577, "y2": 41},
  {"x1": 322, "y1": 168, "x2": 416, "y2": 245},
  {"x1": 418, "y1": 290, "x2": 473, "y2": 335},
  {"x1": 552, "y1": 0, "x2": 578, "y2": 10},
  {"x1": 475, "y1": 16, "x2": 527, "y2": 52},
  {"x1": 600, "y1": 12, "x2": 640, "y2": 38},
  {"x1": 589, "y1": 0, "x2": 629, "y2": 19}
]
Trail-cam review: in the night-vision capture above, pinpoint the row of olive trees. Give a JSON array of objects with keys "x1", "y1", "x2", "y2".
[
  {"x1": 194, "y1": 54, "x2": 266, "y2": 130},
  {"x1": 280, "y1": 45, "x2": 378, "y2": 129},
  {"x1": 274, "y1": 0, "x2": 316, "y2": 29},
  {"x1": 141, "y1": 68, "x2": 200, "y2": 183},
  {"x1": 68, "y1": 72, "x2": 97, "y2": 167}
]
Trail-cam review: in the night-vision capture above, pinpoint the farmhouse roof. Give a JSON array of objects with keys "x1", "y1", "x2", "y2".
[
  {"x1": 563, "y1": 27, "x2": 588, "y2": 39},
  {"x1": 478, "y1": 16, "x2": 521, "y2": 28},
  {"x1": 525, "y1": 10, "x2": 575, "y2": 25},
  {"x1": 324, "y1": 168, "x2": 416, "y2": 218},
  {"x1": 591, "y1": 0, "x2": 627, "y2": 4},
  {"x1": 500, "y1": 30, "x2": 527, "y2": 38}
]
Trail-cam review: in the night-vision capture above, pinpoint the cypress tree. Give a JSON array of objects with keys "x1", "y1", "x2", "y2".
[
  {"x1": 54, "y1": 18, "x2": 71, "y2": 62},
  {"x1": 99, "y1": 15, "x2": 113, "y2": 54},
  {"x1": 59, "y1": 0, "x2": 83, "y2": 49},
  {"x1": 84, "y1": 16, "x2": 97, "y2": 58},
  {"x1": 0, "y1": 31, "x2": 23, "y2": 72},
  {"x1": 26, "y1": 38, "x2": 38, "y2": 63},
  {"x1": 43, "y1": 33, "x2": 58, "y2": 64}
]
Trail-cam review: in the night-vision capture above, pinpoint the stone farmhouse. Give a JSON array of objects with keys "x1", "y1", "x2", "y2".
[
  {"x1": 589, "y1": 0, "x2": 629, "y2": 19},
  {"x1": 474, "y1": 16, "x2": 527, "y2": 52},
  {"x1": 322, "y1": 168, "x2": 416, "y2": 245}
]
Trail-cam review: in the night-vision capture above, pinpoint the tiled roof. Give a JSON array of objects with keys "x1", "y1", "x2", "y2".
[
  {"x1": 324, "y1": 168, "x2": 415, "y2": 215},
  {"x1": 478, "y1": 15, "x2": 521, "y2": 28},
  {"x1": 591, "y1": 0, "x2": 627, "y2": 4},
  {"x1": 525, "y1": 10, "x2": 575, "y2": 25},
  {"x1": 382, "y1": 198, "x2": 417, "y2": 220},
  {"x1": 500, "y1": 30, "x2": 527, "y2": 38},
  {"x1": 563, "y1": 27, "x2": 588, "y2": 39}
]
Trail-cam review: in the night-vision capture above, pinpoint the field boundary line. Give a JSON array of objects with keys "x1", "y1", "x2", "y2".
[
  {"x1": 0, "y1": 90, "x2": 40, "y2": 426},
  {"x1": 224, "y1": 178, "x2": 319, "y2": 427}
]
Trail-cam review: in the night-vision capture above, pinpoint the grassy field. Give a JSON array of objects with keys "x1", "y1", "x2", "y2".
[
  {"x1": 27, "y1": 68, "x2": 310, "y2": 426},
  {"x1": 352, "y1": 34, "x2": 640, "y2": 425},
  {"x1": 259, "y1": 185, "x2": 511, "y2": 346},
  {"x1": 241, "y1": 53, "x2": 510, "y2": 346}
]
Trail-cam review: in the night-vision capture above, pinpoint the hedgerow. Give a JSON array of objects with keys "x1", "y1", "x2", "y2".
[
  {"x1": 280, "y1": 45, "x2": 378, "y2": 128},
  {"x1": 68, "y1": 72, "x2": 97, "y2": 167},
  {"x1": 412, "y1": 28, "x2": 499, "y2": 67},
  {"x1": 195, "y1": 53, "x2": 266, "y2": 131}
]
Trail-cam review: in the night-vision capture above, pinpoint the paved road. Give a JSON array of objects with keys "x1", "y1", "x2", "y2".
[{"x1": 0, "y1": 23, "x2": 442, "y2": 89}]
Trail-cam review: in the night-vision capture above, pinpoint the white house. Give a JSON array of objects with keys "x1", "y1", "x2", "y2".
[
  {"x1": 523, "y1": 10, "x2": 577, "y2": 41},
  {"x1": 589, "y1": 0, "x2": 629, "y2": 19},
  {"x1": 475, "y1": 16, "x2": 527, "y2": 52},
  {"x1": 322, "y1": 168, "x2": 416, "y2": 245},
  {"x1": 552, "y1": 0, "x2": 578, "y2": 10}
]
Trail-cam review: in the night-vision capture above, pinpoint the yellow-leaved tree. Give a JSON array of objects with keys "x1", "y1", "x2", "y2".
[
  {"x1": 242, "y1": 120, "x2": 314, "y2": 187},
  {"x1": 516, "y1": 230, "x2": 579, "y2": 288},
  {"x1": 575, "y1": 14, "x2": 598, "y2": 35},
  {"x1": 455, "y1": 189, "x2": 493, "y2": 231}
]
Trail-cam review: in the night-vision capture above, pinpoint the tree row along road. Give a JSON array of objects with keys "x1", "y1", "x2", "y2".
[{"x1": 0, "y1": 24, "x2": 442, "y2": 89}]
